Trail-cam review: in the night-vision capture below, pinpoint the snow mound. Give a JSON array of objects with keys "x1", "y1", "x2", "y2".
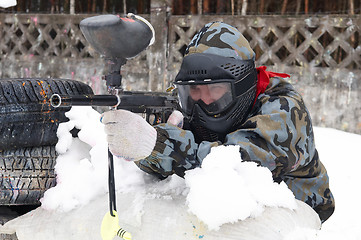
[
  {"x1": 40, "y1": 107, "x2": 300, "y2": 229},
  {"x1": 41, "y1": 107, "x2": 148, "y2": 211},
  {"x1": 185, "y1": 145, "x2": 297, "y2": 230},
  {"x1": 0, "y1": 106, "x2": 322, "y2": 239}
]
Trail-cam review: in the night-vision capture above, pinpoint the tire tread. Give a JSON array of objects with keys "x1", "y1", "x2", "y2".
[{"x1": 0, "y1": 146, "x2": 57, "y2": 205}]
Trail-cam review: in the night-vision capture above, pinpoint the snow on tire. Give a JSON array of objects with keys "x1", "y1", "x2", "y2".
[
  {"x1": 0, "y1": 146, "x2": 57, "y2": 205},
  {"x1": 0, "y1": 78, "x2": 93, "y2": 150}
]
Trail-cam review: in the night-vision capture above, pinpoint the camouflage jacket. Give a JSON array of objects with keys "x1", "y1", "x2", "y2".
[{"x1": 135, "y1": 77, "x2": 335, "y2": 222}]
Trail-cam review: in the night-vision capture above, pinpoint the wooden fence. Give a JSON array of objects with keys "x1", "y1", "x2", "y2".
[
  {"x1": 0, "y1": 13, "x2": 360, "y2": 134},
  {"x1": 169, "y1": 15, "x2": 361, "y2": 71}
]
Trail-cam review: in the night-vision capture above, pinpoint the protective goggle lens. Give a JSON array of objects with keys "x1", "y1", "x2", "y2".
[{"x1": 176, "y1": 82, "x2": 233, "y2": 115}]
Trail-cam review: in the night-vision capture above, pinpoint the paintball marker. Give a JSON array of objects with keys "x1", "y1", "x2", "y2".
[
  {"x1": 50, "y1": 14, "x2": 179, "y2": 240},
  {"x1": 50, "y1": 13, "x2": 179, "y2": 123}
]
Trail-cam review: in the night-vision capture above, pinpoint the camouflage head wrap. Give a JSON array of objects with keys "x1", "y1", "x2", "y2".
[{"x1": 185, "y1": 22, "x2": 255, "y2": 61}]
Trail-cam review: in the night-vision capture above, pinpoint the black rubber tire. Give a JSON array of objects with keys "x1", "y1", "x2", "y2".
[
  {"x1": 0, "y1": 78, "x2": 93, "y2": 150},
  {"x1": 0, "y1": 146, "x2": 57, "y2": 205}
]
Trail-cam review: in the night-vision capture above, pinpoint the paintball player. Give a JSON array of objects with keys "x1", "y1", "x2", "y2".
[{"x1": 101, "y1": 22, "x2": 335, "y2": 223}]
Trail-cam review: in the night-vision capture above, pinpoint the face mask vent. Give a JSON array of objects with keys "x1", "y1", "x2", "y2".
[
  {"x1": 187, "y1": 69, "x2": 207, "y2": 75},
  {"x1": 220, "y1": 63, "x2": 253, "y2": 78},
  {"x1": 191, "y1": 124, "x2": 220, "y2": 143},
  {"x1": 227, "y1": 86, "x2": 257, "y2": 127}
]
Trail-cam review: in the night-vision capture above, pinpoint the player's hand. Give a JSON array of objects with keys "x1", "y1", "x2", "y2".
[{"x1": 101, "y1": 110, "x2": 157, "y2": 161}]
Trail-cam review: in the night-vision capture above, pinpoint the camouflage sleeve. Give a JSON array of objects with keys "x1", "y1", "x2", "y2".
[
  {"x1": 223, "y1": 77, "x2": 334, "y2": 222},
  {"x1": 134, "y1": 123, "x2": 201, "y2": 179}
]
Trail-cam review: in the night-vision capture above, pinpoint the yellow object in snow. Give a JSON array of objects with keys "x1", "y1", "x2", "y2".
[{"x1": 101, "y1": 211, "x2": 132, "y2": 240}]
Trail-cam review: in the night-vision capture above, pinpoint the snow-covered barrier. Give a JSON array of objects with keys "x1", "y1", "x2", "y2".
[
  {"x1": 1, "y1": 192, "x2": 320, "y2": 240},
  {"x1": 0, "y1": 106, "x2": 322, "y2": 239}
]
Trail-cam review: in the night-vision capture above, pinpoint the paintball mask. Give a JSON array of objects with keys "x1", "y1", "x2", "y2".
[
  {"x1": 174, "y1": 53, "x2": 257, "y2": 142},
  {"x1": 174, "y1": 21, "x2": 258, "y2": 143}
]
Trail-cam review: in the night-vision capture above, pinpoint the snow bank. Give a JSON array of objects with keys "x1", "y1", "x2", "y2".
[
  {"x1": 39, "y1": 106, "x2": 300, "y2": 231},
  {"x1": 185, "y1": 145, "x2": 296, "y2": 230},
  {"x1": 41, "y1": 107, "x2": 147, "y2": 211},
  {"x1": 12, "y1": 106, "x2": 361, "y2": 239},
  {"x1": 313, "y1": 127, "x2": 361, "y2": 240}
]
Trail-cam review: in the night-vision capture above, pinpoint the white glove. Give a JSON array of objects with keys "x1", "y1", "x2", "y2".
[
  {"x1": 167, "y1": 110, "x2": 184, "y2": 128},
  {"x1": 101, "y1": 110, "x2": 157, "y2": 161}
]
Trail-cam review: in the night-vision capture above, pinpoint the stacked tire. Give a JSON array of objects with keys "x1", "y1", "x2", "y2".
[{"x1": 0, "y1": 78, "x2": 93, "y2": 205}]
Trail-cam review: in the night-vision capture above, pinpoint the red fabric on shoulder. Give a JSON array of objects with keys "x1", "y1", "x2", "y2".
[{"x1": 255, "y1": 66, "x2": 290, "y2": 98}]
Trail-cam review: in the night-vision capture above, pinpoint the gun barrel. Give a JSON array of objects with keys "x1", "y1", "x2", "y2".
[
  {"x1": 50, "y1": 92, "x2": 178, "y2": 113},
  {"x1": 50, "y1": 94, "x2": 119, "y2": 108}
]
